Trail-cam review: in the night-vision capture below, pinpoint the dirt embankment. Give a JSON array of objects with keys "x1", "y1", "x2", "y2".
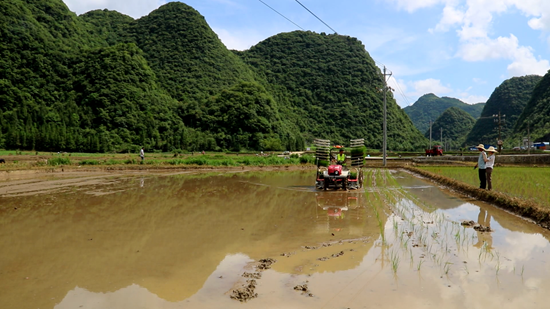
[{"x1": 404, "y1": 167, "x2": 550, "y2": 230}]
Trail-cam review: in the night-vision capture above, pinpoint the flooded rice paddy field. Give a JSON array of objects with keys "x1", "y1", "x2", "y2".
[{"x1": 1, "y1": 169, "x2": 550, "y2": 309}]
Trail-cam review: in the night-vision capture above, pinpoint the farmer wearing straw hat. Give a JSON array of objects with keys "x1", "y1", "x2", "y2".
[
  {"x1": 473, "y1": 144, "x2": 488, "y2": 189},
  {"x1": 485, "y1": 146, "x2": 498, "y2": 191}
]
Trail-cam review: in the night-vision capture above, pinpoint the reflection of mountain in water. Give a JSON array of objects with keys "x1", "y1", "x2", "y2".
[{"x1": 0, "y1": 171, "x2": 382, "y2": 309}]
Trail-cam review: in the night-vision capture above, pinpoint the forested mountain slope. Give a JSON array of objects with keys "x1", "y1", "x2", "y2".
[
  {"x1": 238, "y1": 31, "x2": 427, "y2": 150},
  {"x1": 513, "y1": 72, "x2": 550, "y2": 142},
  {"x1": 464, "y1": 75, "x2": 541, "y2": 146},
  {"x1": 404, "y1": 94, "x2": 484, "y2": 133},
  {"x1": 0, "y1": 0, "x2": 426, "y2": 152},
  {"x1": 425, "y1": 107, "x2": 475, "y2": 149}
]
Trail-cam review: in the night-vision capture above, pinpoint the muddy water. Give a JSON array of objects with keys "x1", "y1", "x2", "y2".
[{"x1": 1, "y1": 170, "x2": 550, "y2": 309}]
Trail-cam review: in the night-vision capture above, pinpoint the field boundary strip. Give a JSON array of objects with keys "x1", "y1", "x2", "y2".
[{"x1": 404, "y1": 167, "x2": 550, "y2": 231}]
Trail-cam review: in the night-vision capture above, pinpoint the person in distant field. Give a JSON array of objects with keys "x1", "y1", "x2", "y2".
[
  {"x1": 485, "y1": 146, "x2": 498, "y2": 191},
  {"x1": 140, "y1": 147, "x2": 145, "y2": 162},
  {"x1": 473, "y1": 144, "x2": 487, "y2": 189},
  {"x1": 336, "y1": 148, "x2": 346, "y2": 166}
]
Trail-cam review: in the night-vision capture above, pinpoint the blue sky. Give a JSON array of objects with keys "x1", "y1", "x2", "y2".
[{"x1": 63, "y1": 0, "x2": 550, "y2": 107}]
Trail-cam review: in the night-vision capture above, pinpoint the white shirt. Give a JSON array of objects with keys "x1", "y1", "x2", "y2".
[
  {"x1": 485, "y1": 154, "x2": 495, "y2": 168},
  {"x1": 140, "y1": 149, "x2": 144, "y2": 157}
]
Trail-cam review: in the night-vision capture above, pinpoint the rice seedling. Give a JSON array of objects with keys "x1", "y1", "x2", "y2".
[
  {"x1": 444, "y1": 261, "x2": 452, "y2": 274},
  {"x1": 417, "y1": 259, "x2": 424, "y2": 271},
  {"x1": 390, "y1": 250, "x2": 400, "y2": 273}
]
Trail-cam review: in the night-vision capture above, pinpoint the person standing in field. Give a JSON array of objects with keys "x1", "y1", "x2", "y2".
[
  {"x1": 140, "y1": 147, "x2": 145, "y2": 162},
  {"x1": 485, "y1": 146, "x2": 498, "y2": 191},
  {"x1": 473, "y1": 144, "x2": 487, "y2": 189}
]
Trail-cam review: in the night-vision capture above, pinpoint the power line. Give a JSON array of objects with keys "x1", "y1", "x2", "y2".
[
  {"x1": 294, "y1": 0, "x2": 338, "y2": 34},
  {"x1": 390, "y1": 76, "x2": 413, "y2": 107},
  {"x1": 258, "y1": 0, "x2": 304, "y2": 30}
]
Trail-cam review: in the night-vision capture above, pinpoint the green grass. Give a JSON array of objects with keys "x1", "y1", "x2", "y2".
[
  {"x1": 419, "y1": 166, "x2": 550, "y2": 207},
  {"x1": 0, "y1": 150, "x2": 316, "y2": 169}
]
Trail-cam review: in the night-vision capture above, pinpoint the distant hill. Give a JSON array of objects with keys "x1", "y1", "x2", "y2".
[
  {"x1": 403, "y1": 94, "x2": 485, "y2": 133},
  {"x1": 238, "y1": 31, "x2": 427, "y2": 150},
  {"x1": 0, "y1": 0, "x2": 427, "y2": 152},
  {"x1": 425, "y1": 107, "x2": 475, "y2": 149},
  {"x1": 512, "y1": 72, "x2": 550, "y2": 142},
  {"x1": 464, "y1": 75, "x2": 542, "y2": 146}
]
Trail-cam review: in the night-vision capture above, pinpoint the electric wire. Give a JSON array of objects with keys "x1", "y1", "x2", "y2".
[
  {"x1": 258, "y1": 0, "x2": 304, "y2": 30},
  {"x1": 391, "y1": 75, "x2": 413, "y2": 107},
  {"x1": 295, "y1": 0, "x2": 338, "y2": 34},
  {"x1": 258, "y1": 1, "x2": 412, "y2": 107}
]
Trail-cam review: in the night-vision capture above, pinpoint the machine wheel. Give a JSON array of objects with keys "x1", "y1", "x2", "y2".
[{"x1": 342, "y1": 179, "x2": 348, "y2": 191}]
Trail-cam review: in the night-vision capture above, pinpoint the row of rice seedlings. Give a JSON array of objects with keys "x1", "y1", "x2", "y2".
[
  {"x1": 391, "y1": 169, "x2": 531, "y2": 279},
  {"x1": 378, "y1": 171, "x2": 490, "y2": 277}
]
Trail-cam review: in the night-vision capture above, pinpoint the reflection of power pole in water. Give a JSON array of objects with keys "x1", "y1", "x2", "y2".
[{"x1": 140, "y1": 178, "x2": 145, "y2": 188}]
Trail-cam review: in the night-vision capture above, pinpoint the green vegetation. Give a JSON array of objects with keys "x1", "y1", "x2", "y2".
[
  {"x1": 0, "y1": 151, "x2": 315, "y2": 169},
  {"x1": 0, "y1": 0, "x2": 426, "y2": 153},
  {"x1": 237, "y1": 31, "x2": 427, "y2": 150},
  {"x1": 425, "y1": 107, "x2": 475, "y2": 149},
  {"x1": 403, "y1": 94, "x2": 485, "y2": 133},
  {"x1": 464, "y1": 75, "x2": 542, "y2": 147},
  {"x1": 513, "y1": 72, "x2": 550, "y2": 142},
  {"x1": 418, "y1": 166, "x2": 550, "y2": 208}
]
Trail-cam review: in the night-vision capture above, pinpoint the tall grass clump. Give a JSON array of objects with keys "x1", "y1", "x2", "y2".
[{"x1": 48, "y1": 158, "x2": 71, "y2": 166}]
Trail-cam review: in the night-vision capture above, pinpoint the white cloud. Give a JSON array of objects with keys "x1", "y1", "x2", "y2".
[
  {"x1": 63, "y1": 0, "x2": 166, "y2": 18},
  {"x1": 212, "y1": 28, "x2": 265, "y2": 50},
  {"x1": 413, "y1": 78, "x2": 452, "y2": 94},
  {"x1": 507, "y1": 52, "x2": 550, "y2": 76},
  {"x1": 386, "y1": 0, "x2": 445, "y2": 13},
  {"x1": 431, "y1": 6, "x2": 465, "y2": 33},
  {"x1": 412, "y1": 0, "x2": 550, "y2": 78},
  {"x1": 456, "y1": 35, "x2": 519, "y2": 61},
  {"x1": 458, "y1": 94, "x2": 488, "y2": 104},
  {"x1": 457, "y1": 34, "x2": 550, "y2": 76},
  {"x1": 390, "y1": 77, "x2": 455, "y2": 107}
]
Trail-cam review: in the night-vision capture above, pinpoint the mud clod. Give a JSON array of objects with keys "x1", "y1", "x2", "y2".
[
  {"x1": 317, "y1": 257, "x2": 330, "y2": 261},
  {"x1": 461, "y1": 220, "x2": 475, "y2": 226},
  {"x1": 257, "y1": 258, "x2": 277, "y2": 270},
  {"x1": 230, "y1": 280, "x2": 258, "y2": 302},
  {"x1": 242, "y1": 272, "x2": 262, "y2": 279},
  {"x1": 331, "y1": 251, "x2": 345, "y2": 258},
  {"x1": 294, "y1": 284, "x2": 308, "y2": 292},
  {"x1": 473, "y1": 225, "x2": 492, "y2": 232}
]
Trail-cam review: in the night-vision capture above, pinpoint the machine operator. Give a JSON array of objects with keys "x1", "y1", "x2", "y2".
[{"x1": 336, "y1": 148, "x2": 346, "y2": 166}]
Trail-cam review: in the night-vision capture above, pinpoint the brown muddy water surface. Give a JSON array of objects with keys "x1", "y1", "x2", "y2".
[{"x1": 1, "y1": 169, "x2": 550, "y2": 309}]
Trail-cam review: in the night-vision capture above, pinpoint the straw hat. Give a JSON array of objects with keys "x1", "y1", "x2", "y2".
[
  {"x1": 486, "y1": 146, "x2": 498, "y2": 153},
  {"x1": 475, "y1": 144, "x2": 485, "y2": 150}
]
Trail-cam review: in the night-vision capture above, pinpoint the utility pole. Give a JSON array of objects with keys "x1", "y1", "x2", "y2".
[
  {"x1": 440, "y1": 127, "x2": 443, "y2": 147},
  {"x1": 493, "y1": 111, "x2": 506, "y2": 152},
  {"x1": 527, "y1": 120, "x2": 531, "y2": 155},
  {"x1": 429, "y1": 121, "x2": 432, "y2": 149},
  {"x1": 382, "y1": 66, "x2": 392, "y2": 167}
]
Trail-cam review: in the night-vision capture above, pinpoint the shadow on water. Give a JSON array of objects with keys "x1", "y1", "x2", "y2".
[{"x1": 1, "y1": 169, "x2": 550, "y2": 308}]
